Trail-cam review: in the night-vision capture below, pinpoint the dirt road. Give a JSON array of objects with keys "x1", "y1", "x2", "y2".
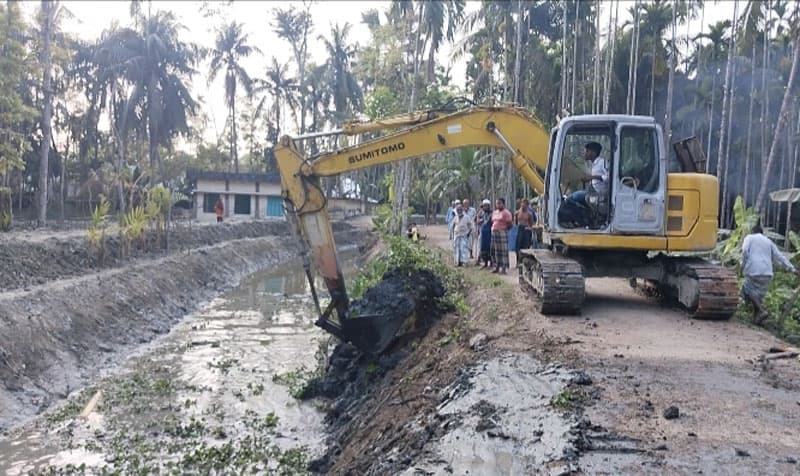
[{"x1": 423, "y1": 224, "x2": 800, "y2": 474}]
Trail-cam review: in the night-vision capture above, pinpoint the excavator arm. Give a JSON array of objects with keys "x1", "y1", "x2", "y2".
[{"x1": 275, "y1": 106, "x2": 551, "y2": 353}]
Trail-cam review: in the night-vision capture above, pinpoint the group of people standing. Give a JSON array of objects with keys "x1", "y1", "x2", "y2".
[{"x1": 447, "y1": 197, "x2": 538, "y2": 274}]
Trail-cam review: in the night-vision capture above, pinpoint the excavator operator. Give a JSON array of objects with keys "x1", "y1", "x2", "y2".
[{"x1": 559, "y1": 142, "x2": 608, "y2": 228}]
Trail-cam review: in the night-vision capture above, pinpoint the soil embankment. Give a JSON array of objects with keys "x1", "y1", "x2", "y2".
[
  {"x1": 0, "y1": 220, "x2": 365, "y2": 432},
  {"x1": 299, "y1": 240, "x2": 589, "y2": 475},
  {"x1": 296, "y1": 225, "x2": 800, "y2": 475}
]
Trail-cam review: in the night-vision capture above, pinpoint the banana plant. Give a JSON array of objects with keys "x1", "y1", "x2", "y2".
[
  {"x1": 87, "y1": 195, "x2": 110, "y2": 264},
  {"x1": 718, "y1": 196, "x2": 759, "y2": 266}
]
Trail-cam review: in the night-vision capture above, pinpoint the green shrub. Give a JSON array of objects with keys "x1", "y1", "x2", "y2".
[{"x1": 350, "y1": 234, "x2": 465, "y2": 312}]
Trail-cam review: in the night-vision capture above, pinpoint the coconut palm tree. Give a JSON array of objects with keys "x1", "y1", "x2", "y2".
[
  {"x1": 95, "y1": 10, "x2": 200, "y2": 176},
  {"x1": 637, "y1": 0, "x2": 672, "y2": 116},
  {"x1": 258, "y1": 57, "x2": 298, "y2": 141},
  {"x1": 208, "y1": 21, "x2": 259, "y2": 173},
  {"x1": 272, "y1": 5, "x2": 313, "y2": 134},
  {"x1": 694, "y1": 20, "x2": 730, "y2": 167},
  {"x1": 320, "y1": 22, "x2": 364, "y2": 124},
  {"x1": 421, "y1": 0, "x2": 465, "y2": 81}
]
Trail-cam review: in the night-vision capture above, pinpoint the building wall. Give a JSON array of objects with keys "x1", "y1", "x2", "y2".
[{"x1": 194, "y1": 178, "x2": 283, "y2": 223}]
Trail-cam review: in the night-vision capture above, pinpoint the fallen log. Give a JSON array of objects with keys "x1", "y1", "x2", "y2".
[{"x1": 760, "y1": 351, "x2": 799, "y2": 361}]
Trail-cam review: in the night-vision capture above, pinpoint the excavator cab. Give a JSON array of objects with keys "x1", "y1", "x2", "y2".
[{"x1": 549, "y1": 116, "x2": 666, "y2": 237}]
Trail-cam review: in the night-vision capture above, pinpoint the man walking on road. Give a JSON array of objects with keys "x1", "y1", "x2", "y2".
[
  {"x1": 741, "y1": 224, "x2": 798, "y2": 324},
  {"x1": 490, "y1": 198, "x2": 513, "y2": 274},
  {"x1": 452, "y1": 206, "x2": 474, "y2": 267},
  {"x1": 447, "y1": 200, "x2": 460, "y2": 240}
]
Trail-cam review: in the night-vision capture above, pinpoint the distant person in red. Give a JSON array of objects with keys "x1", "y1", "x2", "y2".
[
  {"x1": 215, "y1": 196, "x2": 224, "y2": 223},
  {"x1": 490, "y1": 198, "x2": 513, "y2": 274}
]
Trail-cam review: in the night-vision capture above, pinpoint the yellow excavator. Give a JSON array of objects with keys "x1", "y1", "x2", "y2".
[{"x1": 276, "y1": 102, "x2": 738, "y2": 354}]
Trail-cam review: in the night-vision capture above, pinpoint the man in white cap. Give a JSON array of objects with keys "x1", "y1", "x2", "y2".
[{"x1": 447, "y1": 199, "x2": 460, "y2": 240}]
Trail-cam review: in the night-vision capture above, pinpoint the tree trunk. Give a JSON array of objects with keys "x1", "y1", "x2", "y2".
[
  {"x1": 744, "y1": 41, "x2": 758, "y2": 205},
  {"x1": 715, "y1": 0, "x2": 737, "y2": 218},
  {"x1": 664, "y1": 1, "x2": 677, "y2": 149},
  {"x1": 112, "y1": 83, "x2": 128, "y2": 214},
  {"x1": 603, "y1": 0, "x2": 618, "y2": 114},
  {"x1": 760, "y1": 1, "x2": 770, "y2": 186},
  {"x1": 722, "y1": 55, "x2": 738, "y2": 228},
  {"x1": 628, "y1": 0, "x2": 641, "y2": 115},
  {"x1": 298, "y1": 3, "x2": 311, "y2": 135},
  {"x1": 59, "y1": 138, "x2": 67, "y2": 223},
  {"x1": 593, "y1": 0, "x2": 601, "y2": 114},
  {"x1": 513, "y1": 0, "x2": 523, "y2": 105},
  {"x1": 393, "y1": 1, "x2": 424, "y2": 235},
  {"x1": 570, "y1": 0, "x2": 579, "y2": 112},
  {"x1": 232, "y1": 94, "x2": 239, "y2": 173},
  {"x1": 37, "y1": 0, "x2": 55, "y2": 227},
  {"x1": 755, "y1": 37, "x2": 799, "y2": 211},
  {"x1": 649, "y1": 39, "x2": 656, "y2": 116},
  {"x1": 705, "y1": 72, "x2": 716, "y2": 172},
  {"x1": 632, "y1": 1, "x2": 642, "y2": 114},
  {"x1": 561, "y1": 0, "x2": 568, "y2": 112},
  {"x1": 691, "y1": 1, "x2": 706, "y2": 135}
]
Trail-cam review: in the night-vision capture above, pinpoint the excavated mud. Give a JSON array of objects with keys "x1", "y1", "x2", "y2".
[
  {"x1": 0, "y1": 221, "x2": 365, "y2": 431},
  {"x1": 300, "y1": 268, "x2": 447, "y2": 473},
  {"x1": 345, "y1": 269, "x2": 446, "y2": 353}
]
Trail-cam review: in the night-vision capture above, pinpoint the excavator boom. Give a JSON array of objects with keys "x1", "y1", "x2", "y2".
[{"x1": 275, "y1": 106, "x2": 550, "y2": 353}]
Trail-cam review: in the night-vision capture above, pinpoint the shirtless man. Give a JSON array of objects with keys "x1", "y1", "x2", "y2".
[{"x1": 515, "y1": 198, "x2": 535, "y2": 263}]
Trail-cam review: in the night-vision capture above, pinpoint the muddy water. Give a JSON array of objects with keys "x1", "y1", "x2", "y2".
[{"x1": 0, "y1": 247, "x2": 359, "y2": 475}]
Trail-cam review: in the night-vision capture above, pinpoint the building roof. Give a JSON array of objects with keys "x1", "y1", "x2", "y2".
[{"x1": 186, "y1": 168, "x2": 281, "y2": 184}]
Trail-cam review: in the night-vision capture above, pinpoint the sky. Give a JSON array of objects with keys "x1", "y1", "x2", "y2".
[{"x1": 18, "y1": 0, "x2": 738, "y2": 149}]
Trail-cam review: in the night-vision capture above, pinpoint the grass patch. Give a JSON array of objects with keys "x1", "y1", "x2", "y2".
[
  {"x1": 207, "y1": 357, "x2": 240, "y2": 374},
  {"x1": 272, "y1": 366, "x2": 319, "y2": 399},
  {"x1": 550, "y1": 390, "x2": 575, "y2": 410}
]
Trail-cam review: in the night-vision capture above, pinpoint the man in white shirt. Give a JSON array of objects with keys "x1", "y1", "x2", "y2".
[
  {"x1": 560, "y1": 142, "x2": 608, "y2": 227},
  {"x1": 584, "y1": 142, "x2": 609, "y2": 195},
  {"x1": 741, "y1": 224, "x2": 798, "y2": 323},
  {"x1": 462, "y1": 199, "x2": 477, "y2": 258}
]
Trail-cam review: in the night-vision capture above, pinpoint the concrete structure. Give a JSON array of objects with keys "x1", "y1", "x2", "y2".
[{"x1": 187, "y1": 169, "x2": 285, "y2": 223}]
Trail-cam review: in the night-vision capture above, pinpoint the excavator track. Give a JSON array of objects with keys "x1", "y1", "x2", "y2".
[
  {"x1": 519, "y1": 249, "x2": 585, "y2": 314},
  {"x1": 661, "y1": 258, "x2": 739, "y2": 320}
]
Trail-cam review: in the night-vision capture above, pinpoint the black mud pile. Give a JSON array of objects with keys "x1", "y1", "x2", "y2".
[{"x1": 303, "y1": 268, "x2": 447, "y2": 474}]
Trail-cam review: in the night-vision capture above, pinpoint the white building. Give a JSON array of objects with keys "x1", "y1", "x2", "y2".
[{"x1": 187, "y1": 169, "x2": 285, "y2": 223}]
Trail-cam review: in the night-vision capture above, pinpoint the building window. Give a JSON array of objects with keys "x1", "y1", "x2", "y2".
[
  {"x1": 234, "y1": 194, "x2": 251, "y2": 215},
  {"x1": 203, "y1": 193, "x2": 220, "y2": 213},
  {"x1": 266, "y1": 196, "x2": 284, "y2": 217}
]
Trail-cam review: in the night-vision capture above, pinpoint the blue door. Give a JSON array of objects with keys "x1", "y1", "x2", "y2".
[{"x1": 266, "y1": 196, "x2": 284, "y2": 217}]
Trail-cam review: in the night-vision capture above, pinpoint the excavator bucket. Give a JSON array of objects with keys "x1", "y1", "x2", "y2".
[
  {"x1": 339, "y1": 312, "x2": 410, "y2": 355},
  {"x1": 338, "y1": 268, "x2": 445, "y2": 355}
]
